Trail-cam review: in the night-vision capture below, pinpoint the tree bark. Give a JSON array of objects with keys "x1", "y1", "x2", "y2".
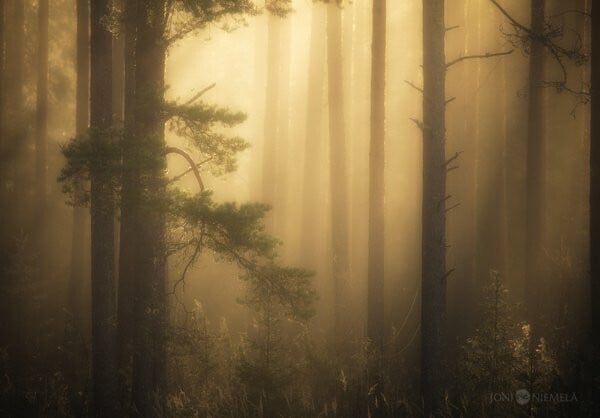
[
  {"x1": 368, "y1": 0, "x2": 385, "y2": 355},
  {"x1": 35, "y1": 0, "x2": 48, "y2": 267},
  {"x1": 525, "y1": 0, "x2": 546, "y2": 328},
  {"x1": 327, "y1": 0, "x2": 350, "y2": 350},
  {"x1": 90, "y1": 0, "x2": 118, "y2": 415},
  {"x1": 117, "y1": 0, "x2": 138, "y2": 403},
  {"x1": 421, "y1": 0, "x2": 447, "y2": 415},
  {"x1": 131, "y1": 1, "x2": 167, "y2": 415},
  {"x1": 590, "y1": 0, "x2": 600, "y2": 350}
]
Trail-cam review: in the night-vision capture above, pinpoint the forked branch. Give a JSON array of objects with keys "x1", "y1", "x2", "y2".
[{"x1": 446, "y1": 49, "x2": 514, "y2": 69}]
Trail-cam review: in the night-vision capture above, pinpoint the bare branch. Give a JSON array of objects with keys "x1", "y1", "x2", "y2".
[
  {"x1": 446, "y1": 25, "x2": 460, "y2": 32},
  {"x1": 445, "y1": 97, "x2": 456, "y2": 106},
  {"x1": 443, "y1": 151, "x2": 463, "y2": 167},
  {"x1": 409, "y1": 118, "x2": 424, "y2": 131},
  {"x1": 168, "y1": 157, "x2": 213, "y2": 184},
  {"x1": 405, "y1": 80, "x2": 424, "y2": 94},
  {"x1": 165, "y1": 146, "x2": 205, "y2": 192},
  {"x1": 445, "y1": 203, "x2": 461, "y2": 213},
  {"x1": 183, "y1": 83, "x2": 217, "y2": 106},
  {"x1": 446, "y1": 49, "x2": 514, "y2": 69}
]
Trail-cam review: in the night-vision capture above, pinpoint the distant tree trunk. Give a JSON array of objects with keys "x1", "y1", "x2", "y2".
[
  {"x1": 131, "y1": 1, "x2": 167, "y2": 415},
  {"x1": 66, "y1": 0, "x2": 90, "y2": 394},
  {"x1": 35, "y1": 0, "x2": 48, "y2": 263},
  {"x1": 2, "y1": 0, "x2": 24, "y2": 230},
  {"x1": 117, "y1": 0, "x2": 137, "y2": 402},
  {"x1": 275, "y1": 16, "x2": 291, "y2": 243},
  {"x1": 327, "y1": 0, "x2": 350, "y2": 349},
  {"x1": 368, "y1": 0, "x2": 385, "y2": 355},
  {"x1": 262, "y1": 13, "x2": 281, "y2": 228},
  {"x1": 525, "y1": 0, "x2": 545, "y2": 328},
  {"x1": 590, "y1": 0, "x2": 600, "y2": 350},
  {"x1": 421, "y1": 0, "x2": 447, "y2": 415},
  {"x1": 300, "y1": 2, "x2": 326, "y2": 265},
  {"x1": 90, "y1": 0, "x2": 118, "y2": 415}
]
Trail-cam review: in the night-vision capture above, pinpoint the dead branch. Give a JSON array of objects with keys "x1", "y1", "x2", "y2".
[
  {"x1": 168, "y1": 156, "x2": 213, "y2": 184},
  {"x1": 445, "y1": 97, "x2": 456, "y2": 106},
  {"x1": 409, "y1": 118, "x2": 424, "y2": 131},
  {"x1": 165, "y1": 146, "x2": 205, "y2": 192},
  {"x1": 183, "y1": 83, "x2": 217, "y2": 106},
  {"x1": 445, "y1": 203, "x2": 460, "y2": 213},
  {"x1": 446, "y1": 25, "x2": 460, "y2": 32},
  {"x1": 443, "y1": 151, "x2": 463, "y2": 167},
  {"x1": 446, "y1": 49, "x2": 514, "y2": 69},
  {"x1": 405, "y1": 80, "x2": 424, "y2": 94}
]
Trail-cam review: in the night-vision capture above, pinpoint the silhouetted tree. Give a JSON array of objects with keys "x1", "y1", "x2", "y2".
[
  {"x1": 421, "y1": 0, "x2": 447, "y2": 414},
  {"x1": 90, "y1": 0, "x2": 118, "y2": 415}
]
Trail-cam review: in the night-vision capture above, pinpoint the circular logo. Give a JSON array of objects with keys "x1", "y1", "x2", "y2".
[{"x1": 516, "y1": 389, "x2": 531, "y2": 405}]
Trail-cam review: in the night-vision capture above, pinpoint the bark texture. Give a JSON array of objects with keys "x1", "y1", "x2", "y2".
[
  {"x1": 368, "y1": 0, "x2": 386, "y2": 354},
  {"x1": 90, "y1": 0, "x2": 118, "y2": 415},
  {"x1": 421, "y1": 0, "x2": 447, "y2": 415},
  {"x1": 131, "y1": 1, "x2": 167, "y2": 415}
]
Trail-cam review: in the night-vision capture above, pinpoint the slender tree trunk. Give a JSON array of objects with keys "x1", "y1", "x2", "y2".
[
  {"x1": 262, "y1": 13, "x2": 281, "y2": 228},
  {"x1": 117, "y1": 0, "x2": 138, "y2": 403},
  {"x1": 131, "y1": 1, "x2": 167, "y2": 415},
  {"x1": 421, "y1": 0, "x2": 447, "y2": 415},
  {"x1": 590, "y1": 0, "x2": 600, "y2": 350},
  {"x1": 327, "y1": 0, "x2": 350, "y2": 350},
  {"x1": 35, "y1": 0, "x2": 48, "y2": 266},
  {"x1": 301, "y1": 2, "x2": 326, "y2": 265},
  {"x1": 368, "y1": 0, "x2": 386, "y2": 414},
  {"x1": 275, "y1": 15, "x2": 291, "y2": 244},
  {"x1": 90, "y1": 0, "x2": 118, "y2": 415},
  {"x1": 525, "y1": 0, "x2": 546, "y2": 328},
  {"x1": 2, "y1": 0, "x2": 24, "y2": 231},
  {"x1": 66, "y1": 0, "x2": 90, "y2": 373},
  {"x1": 368, "y1": 0, "x2": 385, "y2": 355}
]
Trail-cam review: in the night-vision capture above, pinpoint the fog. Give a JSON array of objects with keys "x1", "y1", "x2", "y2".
[{"x1": 0, "y1": 0, "x2": 596, "y2": 416}]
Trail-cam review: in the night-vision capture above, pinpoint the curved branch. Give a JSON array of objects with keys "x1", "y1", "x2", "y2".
[{"x1": 166, "y1": 146, "x2": 205, "y2": 192}]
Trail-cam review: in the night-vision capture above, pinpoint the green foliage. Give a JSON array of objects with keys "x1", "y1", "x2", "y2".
[
  {"x1": 58, "y1": 130, "x2": 123, "y2": 206},
  {"x1": 454, "y1": 271, "x2": 560, "y2": 417},
  {"x1": 165, "y1": 101, "x2": 249, "y2": 175}
]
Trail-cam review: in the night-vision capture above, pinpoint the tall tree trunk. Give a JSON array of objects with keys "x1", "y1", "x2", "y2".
[
  {"x1": 117, "y1": 0, "x2": 138, "y2": 403},
  {"x1": 421, "y1": 0, "x2": 447, "y2": 415},
  {"x1": 2, "y1": 0, "x2": 24, "y2": 231},
  {"x1": 90, "y1": 0, "x2": 118, "y2": 415},
  {"x1": 590, "y1": 0, "x2": 600, "y2": 350},
  {"x1": 66, "y1": 0, "x2": 90, "y2": 398},
  {"x1": 131, "y1": 1, "x2": 167, "y2": 415},
  {"x1": 368, "y1": 0, "x2": 385, "y2": 355},
  {"x1": 35, "y1": 0, "x2": 48, "y2": 266},
  {"x1": 525, "y1": 0, "x2": 546, "y2": 328},
  {"x1": 300, "y1": 2, "x2": 326, "y2": 265},
  {"x1": 327, "y1": 0, "x2": 350, "y2": 350},
  {"x1": 262, "y1": 13, "x2": 281, "y2": 228}
]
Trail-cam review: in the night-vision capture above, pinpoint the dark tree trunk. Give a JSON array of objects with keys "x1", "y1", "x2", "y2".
[
  {"x1": 368, "y1": 0, "x2": 385, "y2": 355},
  {"x1": 421, "y1": 0, "x2": 447, "y2": 415},
  {"x1": 90, "y1": 0, "x2": 118, "y2": 415},
  {"x1": 117, "y1": 0, "x2": 138, "y2": 402},
  {"x1": 327, "y1": 0, "x2": 350, "y2": 349},
  {"x1": 2, "y1": 0, "x2": 24, "y2": 230},
  {"x1": 131, "y1": 1, "x2": 167, "y2": 415},
  {"x1": 525, "y1": 0, "x2": 546, "y2": 328},
  {"x1": 67, "y1": 0, "x2": 90, "y2": 349},
  {"x1": 590, "y1": 0, "x2": 600, "y2": 350},
  {"x1": 65, "y1": 3, "x2": 90, "y2": 393},
  {"x1": 35, "y1": 0, "x2": 48, "y2": 264}
]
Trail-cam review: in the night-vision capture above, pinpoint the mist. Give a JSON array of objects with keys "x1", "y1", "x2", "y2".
[{"x1": 0, "y1": 0, "x2": 597, "y2": 416}]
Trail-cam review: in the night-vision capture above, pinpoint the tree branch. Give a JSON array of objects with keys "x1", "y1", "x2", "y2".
[
  {"x1": 446, "y1": 49, "x2": 514, "y2": 69},
  {"x1": 165, "y1": 146, "x2": 205, "y2": 192},
  {"x1": 183, "y1": 83, "x2": 217, "y2": 106}
]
